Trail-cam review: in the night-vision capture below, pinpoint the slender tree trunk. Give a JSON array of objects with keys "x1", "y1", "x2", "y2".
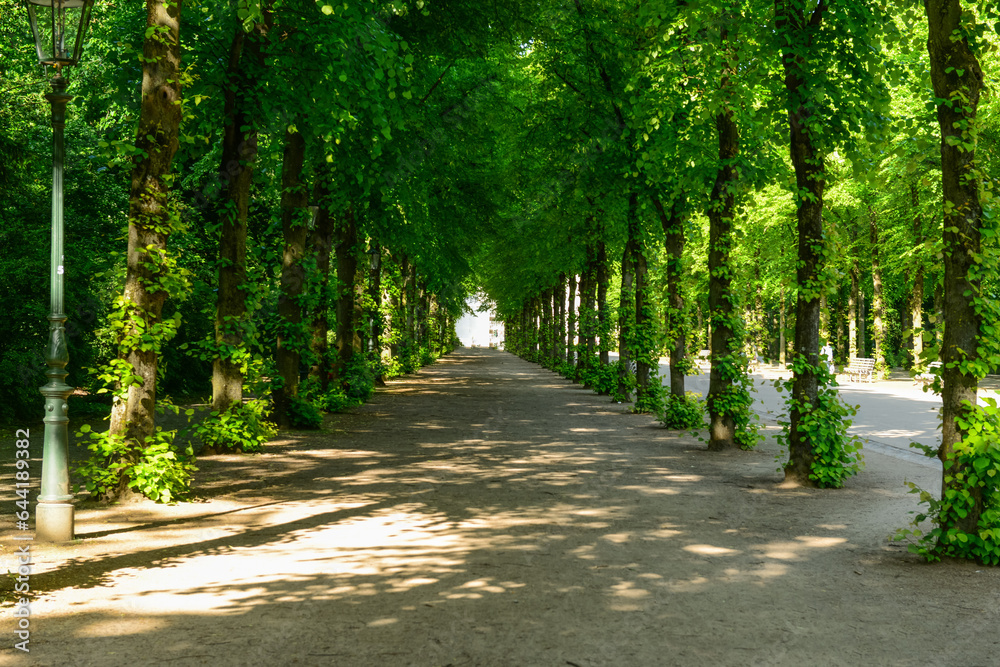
[
  {"x1": 869, "y1": 206, "x2": 887, "y2": 371},
  {"x1": 778, "y1": 290, "x2": 787, "y2": 365},
  {"x1": 212, "y1": 15, "x2": 269, "y2": 412},
  {"x1": 368, "y1": 242, "x2": 385, "y2": 382},
  {"x1": 596, "y1": 239, "x2": 610, "y2": 367},
  {"x1": 541, "y1": 287, "x2": 552, "y2": 364},
  {"x1": 108, "y1": 0, "x2": 183, "y2": 499},
  {"x1": 910, "y1": 183, "x2": 924, "y2": 367},
  {"x1": 653, "y1": 194, "x2": 687, "y2": 398},
  {"x1": 706, "y1": 96, "x2": 740, "y2": 450},
  {"x1": 858, "y1": 288, "x2": 866, "y2": 358},
  {"x1": 556, "y1": 274, "x2": 566, "y2": 366},
  {"x1": 273, "y1": 128, "x2": 307, "y2": 428},
  {"x1": 926, "y1": 0, "x2": 985, "y2": 535},
  {"x1": 778, "y1": 0, "x2": 828, "y2": 485},
  {"x1": 307, "y1": 194, "x2": 335, "y2": 391},
  {"x1": 634, "y1": 224, "x2": 652, "y2": 407},
  {"x1": 849, "y1": 265, "x2": 859, "y2": 359},
  {"x1": 567, "y1": 274, "x2": 577, "y2": 367},
  {"x1": 617, "y1": 194, "x2": 638, "y2": 401},
  {"x1": 333, "y1": 205, "x2": 361, "y2": 383}
]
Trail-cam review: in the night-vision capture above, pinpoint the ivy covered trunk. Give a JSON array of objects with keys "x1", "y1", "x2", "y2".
[
  {"x1": 869, "y1": 206, "x2": 887, "y2": 374},
  {"x1": 273, "y1": 128, "x2": 307, "y2": 428},
  {"x1": 633, "y1": 229, "x2": 654, "y2": 411},
  {"x1": 307, "y1": 194, "x2": 335, "y2": 391},
  {"x1": 596, "y1": 238, "x2": 610, "y2": 367},
  {"x1": 616, "y1": 199, "x2": 637, "y2": 401},
  {"x1": 848, "y1": 264, "x2": 859, "y2": 359},
  {"x1": 541, "y1": 287, "x2": 552, "y2": 364},
  {"x1": 706, "y1": 101, "x2": 740, "y2": 451},
  {"x1": 108, "y1": 0, "x2": 184, "y2": 497},
  {"x1": 926, "y1": 0, "x2": 986, "y2": 538},
  {"x1": 368, "y1": 242, "x2": 384, "y2": 381},
  {"x1": 333, "y1": 205, "x2": 361, "y2": 383},
  {"x1": 653, "y1": 194, "x2": 687, "y2": 399},
  {"x1": 909, "y1": 183, "x2": 924, "y2": 367},
  {"x1": 567, "y1": 274, "x2": 577, "y2": 366},
  {"x1": 212, "y1": 17, "x2": 268, "y2": 412},
  {"x1": 778, "y1": 0, "x2": 827, "y2": 485}
]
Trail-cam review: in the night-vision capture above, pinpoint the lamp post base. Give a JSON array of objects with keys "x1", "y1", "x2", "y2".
[{"x1": 36, "y1": 502, "x2": 74, "y2": 542}]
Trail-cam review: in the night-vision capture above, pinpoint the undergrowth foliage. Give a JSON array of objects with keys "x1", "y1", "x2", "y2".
[
  {"x1": 195, "y1": 398, "x2": 276, "y2": 453},
  {"x1": 75, "y1": 424, "x2": 196, "y2": 504},
  {"x1": 773, "y1": 359, "x2": 864, "y2": 488},
  {"x1": 657, "y1": 391, "x2": 705, "y2": 430}
]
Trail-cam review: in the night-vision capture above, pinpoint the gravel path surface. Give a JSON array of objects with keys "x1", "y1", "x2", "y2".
[{"x1": 2, "y1": 348, "x2": 999, "y2": 666}]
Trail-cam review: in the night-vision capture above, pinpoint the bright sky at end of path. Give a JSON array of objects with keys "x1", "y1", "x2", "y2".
[{"x1": 456, "y1": 297, "x2": 501, "y2": 348}]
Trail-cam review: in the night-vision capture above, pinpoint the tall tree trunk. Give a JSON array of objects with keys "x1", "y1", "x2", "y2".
[
  {"x1": 706, "y1": 55, "x2": 741, "y2": 451},
  {"x1": 909, "y1": 182, "x2": 924, "y2": 367},
  {"x1": 307, "y1": 195, "x2": 335, "y2": 391},
  {"x1": 778, "y1": 289, "x2": 787, "y2": 365},
  {"x1": 541, "y1": 287, "x2": 552, "y2": 364},
  {"x1": 848, "y1": 265, "x2": 859, "y2": 359},
  {"x1": 617, "y1": 194, "x2": 638, "y2": 400},
  {"x1": 869, "y1": 205, "x2": 887, "y2": 372},
  {"x1": 273, "y1": 128, "x2": 307, "y2": 428},
  {"x1": 858, "y1": 288, "x2": 866, "y2": 358},
  {"x1": 333, "y1": 205, "x2": 361, "y2": 383},
  {"x1": 108, "y1": 0, "x2": 183, "y2": 498},
  {"x1": 634, "y1": 225, "x2": 652, "y2": 407},
  {"x1": 926, "y1": 0, "x2": 985, "y2": 535},
  {"x1": 567, "y1": 274, "x2": 577, "y2": 367},
  {"x1": 211, "y1": 16, "x2": 269, "y2": 412},
  {"x1": 368, "y1": 242, "x2": 385, "y2": 382},
  {"x1": 653, "y1": 194, "x2": 687, "y2": 399},
  {"x1": 556, "y1": 275, "x2": 566, "y2": 366},
  {"x1": 777, "y1": 0, "x2": 828, "y2": 485},
  {"x1": 596, "y1": 239, "x2": 610, "y2": 367}
]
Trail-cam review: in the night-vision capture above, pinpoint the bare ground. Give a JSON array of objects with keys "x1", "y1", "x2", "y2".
[{"x1": 1, "y1": 348, "x2": 999, "y2": 666}]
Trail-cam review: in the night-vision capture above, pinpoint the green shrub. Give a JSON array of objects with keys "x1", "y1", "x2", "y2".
[
  {"x1": 74, "y1": 425, "x2": 197, "y2": 503},
  {"x1": 287, "y1": 394, "x2": 323, "y2": 429},
  {"x1": 774, "y1": 358, "x2": 864, "y2": 487},
  {"x1": 658, "y1": 391, "x2": 705, "y2": 430},
  {"x1": 895, "y1": 397, "x2": 1000, "y2": 564},
  {"x1": 195, "y1": 398, "x2": 276, "y2": 453},
  {"x1": 342, "y1": 355, "x2": 376, "y2": 402}
]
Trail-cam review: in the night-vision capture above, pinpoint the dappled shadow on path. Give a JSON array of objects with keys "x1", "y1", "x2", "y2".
[{"x1": 5, "y1": 349, "x2": 998, "y2": 666}]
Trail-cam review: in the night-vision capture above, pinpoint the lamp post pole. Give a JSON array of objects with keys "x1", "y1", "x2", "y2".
[{"x1": 36, "y1": 72, "x2": 75, "y2": 543}]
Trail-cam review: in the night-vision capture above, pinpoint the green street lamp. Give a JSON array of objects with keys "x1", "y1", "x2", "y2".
[{"x1": 26, "y1": 0, "x2": 96, "y2": 542}]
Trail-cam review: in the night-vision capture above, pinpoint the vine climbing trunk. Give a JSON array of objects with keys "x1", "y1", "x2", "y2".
[
  {"x1": 333, "y1": 205, "x2": 361, "y2": 384},
  {"x1": 567, "y1": 274, "x2": 577, "y2": 367},
  {"x1": 307, "y1": 191, "x2": 335, "y2": 392},
  {"x1": 617, "y1": 195, "x2": 637, "y2": 401},
  {"x1": 926, "y1": 0, "x2": 986, "y2": 536},
  {"x1": 909, "y1": 183, "x2": 924, "y2": 367},
  {"x1": 653, "y1": 194, "x2": 687, "y2": 399},
  {"x1": 273, "y1": 127, "x2": 307, "y2": 428},
  {"x1": 211, "y1": 13, "x2": 270, "y2": 412},
  {"x1": 706, "y1": 32, "x2": 741, "y2": 451},
  {"x1": 869, "y1": 206, "x2": 887, "y2": 373},
  {"x1": 596, "y1": 239, "x2": 610, "y2": 369},
  {"x1": 777, "y1": 0, "x2": 828, "y2": 485},
  {"x1": 634, "y1": 226, "x2": 652, "y2": 409},
  {"x1": 108, "y1": 0, "x2": 184, "y2": 499}
]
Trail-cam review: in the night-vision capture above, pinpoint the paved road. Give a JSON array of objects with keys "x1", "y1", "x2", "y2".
[{"x1": 612, "y1": 354, "x2": 1000, "y2": 468}]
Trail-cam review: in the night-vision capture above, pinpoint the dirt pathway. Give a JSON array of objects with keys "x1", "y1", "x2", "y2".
[{"x1": 2, "y1": 348, "x2": 999, "y2": 666}]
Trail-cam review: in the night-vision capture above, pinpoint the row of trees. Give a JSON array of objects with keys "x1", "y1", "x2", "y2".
[
  {"x1": 1, "y1": 1, "x2": 998, "y2": 562},
  {"x1": 478, "y1": 1, "x2": 1000, "y2": 564}
]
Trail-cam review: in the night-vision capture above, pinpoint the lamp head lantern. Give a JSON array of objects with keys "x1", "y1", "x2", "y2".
[{"x1": 26, "y1": 0, "x2": 95, "y2": 70}]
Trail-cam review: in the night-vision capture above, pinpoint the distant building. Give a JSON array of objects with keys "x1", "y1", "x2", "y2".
[{"x1": 456, "y1": 297, "x2": 502, "y2": 348}]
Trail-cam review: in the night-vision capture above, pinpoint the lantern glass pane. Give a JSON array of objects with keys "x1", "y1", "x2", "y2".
[{"x1": 26, "y1": 0, "x2": 90, "y2": 67}]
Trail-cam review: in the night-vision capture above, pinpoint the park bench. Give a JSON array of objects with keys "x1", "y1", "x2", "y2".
[
  {"x1": 844, "y1": 357, "x2": 876, "y2": 383},
  {"x1": 914, "y1": 361, "x2": 942, "y2": 386}
]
